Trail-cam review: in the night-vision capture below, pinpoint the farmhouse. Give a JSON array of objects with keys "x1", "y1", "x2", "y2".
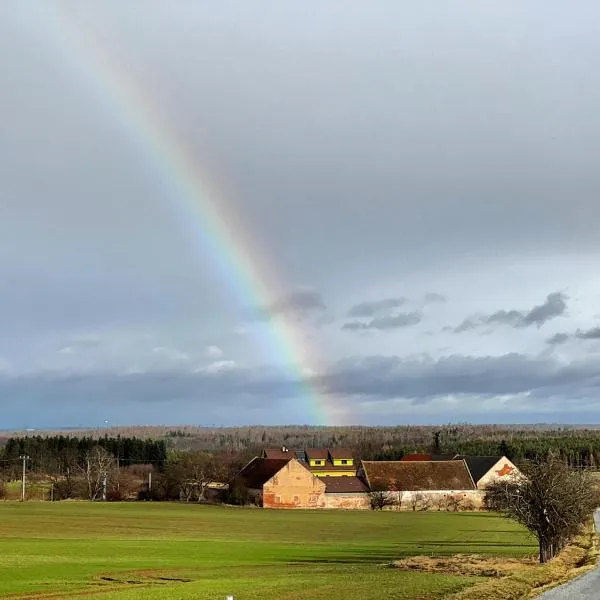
[{"x1": 360, "y1": 460, "x2": 483, "y2": 510}]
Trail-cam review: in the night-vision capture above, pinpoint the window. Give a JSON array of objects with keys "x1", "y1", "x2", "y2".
[{"x1": 341, "y1": 459, "x2": 348, "y2": 465}]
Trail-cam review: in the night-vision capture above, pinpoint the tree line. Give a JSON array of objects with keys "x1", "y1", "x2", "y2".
[{"x1": 1, "y1": 435, "x2": 167, "y2": 478}]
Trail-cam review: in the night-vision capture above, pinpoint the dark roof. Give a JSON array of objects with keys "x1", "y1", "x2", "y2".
[
  {"x1": 454, "y1": 456, "x2": 502, "y2": 483},
  {"x1": 263, "y1": 448, "x2": 297, "y2": 459},
  {"x1": 328, "y1": 448, "x2": 354, "y2": 459},
  {"x1": 306, "y1": 448, "x2": 329, "y2": 460},
  {"x1": 239, "y1": 458, "x2": 290, "y2": 488},
  {"x1": 362, "y1": 460, "x2": 475, "y2": 491},
  {"x1": 401, "y1": 453, "x2": 457, "y2": 461},
  {"x1": 322, "y1": 476, "x2": 369, "y2": 494}
]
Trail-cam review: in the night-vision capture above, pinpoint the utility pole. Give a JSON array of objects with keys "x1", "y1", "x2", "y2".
[
  {"x1": 19, "y1": 455, "x2": 29, "y2": 502},
  {"x1": 148, "y1": 471, "x2": 152, "y2": 493}
]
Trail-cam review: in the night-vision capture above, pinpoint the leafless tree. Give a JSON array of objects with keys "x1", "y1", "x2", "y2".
[
  {"x1": 368, "y1": 491, "x2": 399, "y2": 510},
  {"x1": 485, "y1": 457, "x2": 596, "y2": 563},
  {"x1": 83, "y1": 446, "x2": 116, "y2": 501},
  {"x1": 408, "y1": 492, "x2": 426, "y2": 511}
]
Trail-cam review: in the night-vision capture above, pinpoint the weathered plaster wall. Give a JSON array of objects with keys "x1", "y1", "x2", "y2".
[
  {"x1": 321, "y1": 493, "x2": 370, "y2": 510},
  {"x1": 263, "y1": 460, "x2": 326, "y2": 509},
  {"x1": 383, "y1": 490, "x2": 485, "y2": 511}
]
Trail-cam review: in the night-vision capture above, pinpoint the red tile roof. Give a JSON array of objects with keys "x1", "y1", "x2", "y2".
[
  {"x1": 238, "y1": 458, "x2": 291, "y2": 488},
  {"x1": 362, "y1": 460, "x2": 475, "y2": 492},
  {"x1": 306, "y1": 448, "x2": 329, "y2": 460},
  {"x1": 328, "y1": 448, "x2": 354, "y2": 459}
]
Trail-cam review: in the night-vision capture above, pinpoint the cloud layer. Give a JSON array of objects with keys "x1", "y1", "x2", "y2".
[{"x1": 3, "y1": 2, "x2": 600, "y2": 425}]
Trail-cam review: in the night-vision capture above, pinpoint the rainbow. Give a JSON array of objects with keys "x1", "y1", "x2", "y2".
[{"x1": 32, "y1": 3, "x2": 347, "y2": 425}]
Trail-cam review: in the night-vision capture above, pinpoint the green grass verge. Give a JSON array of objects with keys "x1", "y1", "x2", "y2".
[{"x1": 0, "y1": 502, "x2": 535, "y2": 599}]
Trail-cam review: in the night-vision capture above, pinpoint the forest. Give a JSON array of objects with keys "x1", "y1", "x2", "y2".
[{"x1": 3, "y1": 424, "x2": 600, "y2": 471}]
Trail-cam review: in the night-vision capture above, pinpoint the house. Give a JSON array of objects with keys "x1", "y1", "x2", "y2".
[
  {"x1": 262, "y1": 447, "x2": 356, "y2": 477},
  {"x1": 237, "y1": 457, "x2": 325, "y2": 508},
  {"x1": 360, "y1": 460, "x2": 482, "y2": 510}
]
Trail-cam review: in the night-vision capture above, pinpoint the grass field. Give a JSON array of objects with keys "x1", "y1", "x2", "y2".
[{"x1": 0, "y1": 502, "x2": 536, "y2": 599}]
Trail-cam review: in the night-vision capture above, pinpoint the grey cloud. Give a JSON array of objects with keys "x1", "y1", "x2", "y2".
[
  {"x1": 547, "y1": 333, "x2": 570, "y2": 345},
  {"x1": 456, "y1": 292, "x2": 568, "y2": 332},
  {"x1": 576, "y1": 327, "x2": 600, "y2": 340},
  {"x1": 521, "y1": 292, "x2": 568, "y2": 327},
  {"x1": 423, "y1": 292, "x2": 447, "y2": 304},
  {"x1": 3, "y1": 350, "x2": 600, "y2": 428},
  {"x1": 250, "y1": 289, "x2": 326, "y2": 321},
  {"x1": 314, "y1": 352, "x2": 600, "y2": 402},
  {"x1": 546, "y1": 326, "x2": 600, "y2": 344},
  {"x1": 347, "y1": 297, "x2": 406, "y2": 318},
  {"x1": 342, "y1": 311, "x2": 422, "y2": 331}
]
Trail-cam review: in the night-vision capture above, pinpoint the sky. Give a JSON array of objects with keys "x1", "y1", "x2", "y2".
[{"x1": 2, "y1": 1, "x2": 600, "y2": 428}]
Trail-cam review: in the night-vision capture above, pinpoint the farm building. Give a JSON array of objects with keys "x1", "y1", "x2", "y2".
[
  {"x1": 237, "y1": 457, "x2": 325, "y2": 508},
  {"x1": 235, "y1": 450, "x2": 521, "y2": 510},
  {"x1": 454, "y1": 455, "x2": 521, "y2": 488},
  {"x1": 399, "y1": 454, "x2": 521, "y2": 489},
  {"x1": 236, "y1": 457, "x2": 369, "y2": 509},
  {"x1": 360, "y1": 460, "x2": 483, "y2": 510}
]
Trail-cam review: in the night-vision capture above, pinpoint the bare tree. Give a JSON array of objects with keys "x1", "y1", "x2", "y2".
[
  {"x1": 83, "y1": 446, "x2": 116, "y2": 501},
  {"x1": 485, "y1": 457, "x2": 596, "y2": 563},
  {"x1": 369, "y1": 491, "x2": 400, "y2": 510}
]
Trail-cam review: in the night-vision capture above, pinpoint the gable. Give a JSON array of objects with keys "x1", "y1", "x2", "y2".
[{"x1": 264, "y1": 459, "x2": 326, "y2": 492}]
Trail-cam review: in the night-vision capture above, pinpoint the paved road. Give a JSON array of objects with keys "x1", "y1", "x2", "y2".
[{"x1": 536, "y1": 511, "x2": 600, "y2": 599}]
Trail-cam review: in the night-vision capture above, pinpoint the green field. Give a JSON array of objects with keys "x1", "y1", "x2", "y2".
[{"x1": 0, "y1": 503, "x2": 535, "y2": 599}]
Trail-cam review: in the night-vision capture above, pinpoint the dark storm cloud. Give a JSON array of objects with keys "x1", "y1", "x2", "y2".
[
  {"x1": 3, "y1": 351, "x2": 600, "y2": 427},
  {"x1": 314, "y1": 352, "x2": 600, "y2": 401},
  {"x1": 249, "y1": 289, "x2": 326, "y2": 322},
  {"x1": 347, "y1": 297, "x2": 406, "y2": 318},
  {"x1": 455, "y1": 292, "x2": 568, "y2": 332},
  {"x1": 342, "y1": 311, "x2": 422, "y2": 331}
]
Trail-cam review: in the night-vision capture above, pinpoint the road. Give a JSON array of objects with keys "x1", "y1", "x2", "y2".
[{"x1": 536, "y1": 510, "x2": 600, "y2": 599}]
